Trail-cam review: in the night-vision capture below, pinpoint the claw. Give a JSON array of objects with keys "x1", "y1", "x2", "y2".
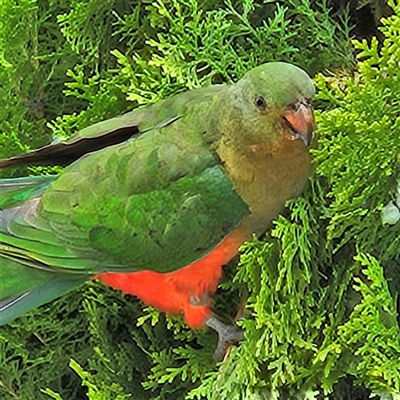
[{"x1": 205, "y1": 315, "x2": 244, "y2": 361}]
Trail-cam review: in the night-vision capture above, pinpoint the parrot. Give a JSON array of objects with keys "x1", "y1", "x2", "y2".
[{"x1": 0, "y1": 62, "x2": 315, "y2": 359}]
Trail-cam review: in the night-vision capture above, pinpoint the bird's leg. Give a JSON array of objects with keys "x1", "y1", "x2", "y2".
[
  {"x1": 188, "y1": 294, "x2": 244, "y2": 360},
  {"x1": 205, "y1": 315, "x2": 244, "y2": 361}
]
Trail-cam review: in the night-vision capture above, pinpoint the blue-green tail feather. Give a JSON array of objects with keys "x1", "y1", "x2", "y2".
[
  {"x1": 0, "y1": 175, "x2": 89, "y2": 325},
  {"x1": 0, "y1": 276, "x2": 86, "y2": 326}
]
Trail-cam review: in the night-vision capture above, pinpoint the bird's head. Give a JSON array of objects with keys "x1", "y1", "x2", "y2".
[{"x1": 222, "y1": 62, "x2": 315, "y2": 154}]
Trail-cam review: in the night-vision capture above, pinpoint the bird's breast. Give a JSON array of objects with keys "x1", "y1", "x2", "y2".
[{"x1": 218, "y1": 141, "x2": 312, "y2": 235}]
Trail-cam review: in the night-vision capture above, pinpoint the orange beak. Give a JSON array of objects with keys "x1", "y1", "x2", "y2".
[{"x1": 283, "y1": 101, "x2": 314, "y2": 146}]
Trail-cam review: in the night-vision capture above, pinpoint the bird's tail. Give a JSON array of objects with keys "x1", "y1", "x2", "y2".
[
  {"x1": 0, "y1": 259, "x2": 85, "y2": 326},
  {"x1": 0, "y1": 175, "x2": 86, "y2": 326}
]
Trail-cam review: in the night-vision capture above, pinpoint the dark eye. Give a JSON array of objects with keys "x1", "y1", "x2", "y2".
[{"x1": 255, "y1": 96, "x2": 267, "y2": 111}]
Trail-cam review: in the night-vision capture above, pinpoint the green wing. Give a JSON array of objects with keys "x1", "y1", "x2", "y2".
[{"x1": 40, "y1": 164, "x2": 248, "y2": 272}]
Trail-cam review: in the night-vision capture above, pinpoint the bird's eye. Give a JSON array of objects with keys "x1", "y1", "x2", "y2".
[{"x1": 255, "y1": 96, "x2": 267, "y2": 111}]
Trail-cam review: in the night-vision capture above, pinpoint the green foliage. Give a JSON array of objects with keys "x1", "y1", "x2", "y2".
[
  {"x1": 1, "y1": 0, "x2": 399, "y2": 399},
  {"x1": 0, "y1": 286, "x2": 91, "y2": 399},
  {"x1": 314, "y1": 8, "x2": 400, "y2": 262}
]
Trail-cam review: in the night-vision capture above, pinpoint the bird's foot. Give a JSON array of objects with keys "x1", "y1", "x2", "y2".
[{"x1": 205, "y1": 315, "x2": 244, "y2": 361}]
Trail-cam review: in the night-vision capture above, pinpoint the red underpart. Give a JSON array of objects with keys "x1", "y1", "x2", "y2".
[{"x1": 97, "y1": 228, "x2": 248, "y2": 329}]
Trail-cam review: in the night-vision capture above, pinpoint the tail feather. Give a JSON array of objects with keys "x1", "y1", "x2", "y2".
[
  {"x1": 0, "y1": 175, "x2": 92, "y2": 325},
  {"x1": 0, "y1": 276, "x2": 86, "y2": 326}
]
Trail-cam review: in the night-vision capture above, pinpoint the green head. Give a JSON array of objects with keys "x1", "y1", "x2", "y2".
[
  {"x1": 218, "y1": 62, "x2": 315, "y2": 152},
  {"x1": 241, "y1": 62, "x2": 315, "y2": 109}
]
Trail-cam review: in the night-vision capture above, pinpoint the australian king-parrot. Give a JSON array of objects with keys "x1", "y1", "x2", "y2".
[{"x1": 0, "y1": 62, "x2": 315, "y2": 358}]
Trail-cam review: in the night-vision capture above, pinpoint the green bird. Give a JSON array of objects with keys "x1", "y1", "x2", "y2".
[{"x1": 0, "y1": 62, "x2": 315, "y2": 359}]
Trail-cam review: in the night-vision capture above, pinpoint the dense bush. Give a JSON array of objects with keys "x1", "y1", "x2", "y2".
[{"x1": 0, "y1": 0, "x2": 399, "y2": 399}]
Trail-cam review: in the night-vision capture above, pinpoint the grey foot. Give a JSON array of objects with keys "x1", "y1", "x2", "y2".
[{"x1": 205, "y1": 315, "x2": 244, "y2": 361}]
